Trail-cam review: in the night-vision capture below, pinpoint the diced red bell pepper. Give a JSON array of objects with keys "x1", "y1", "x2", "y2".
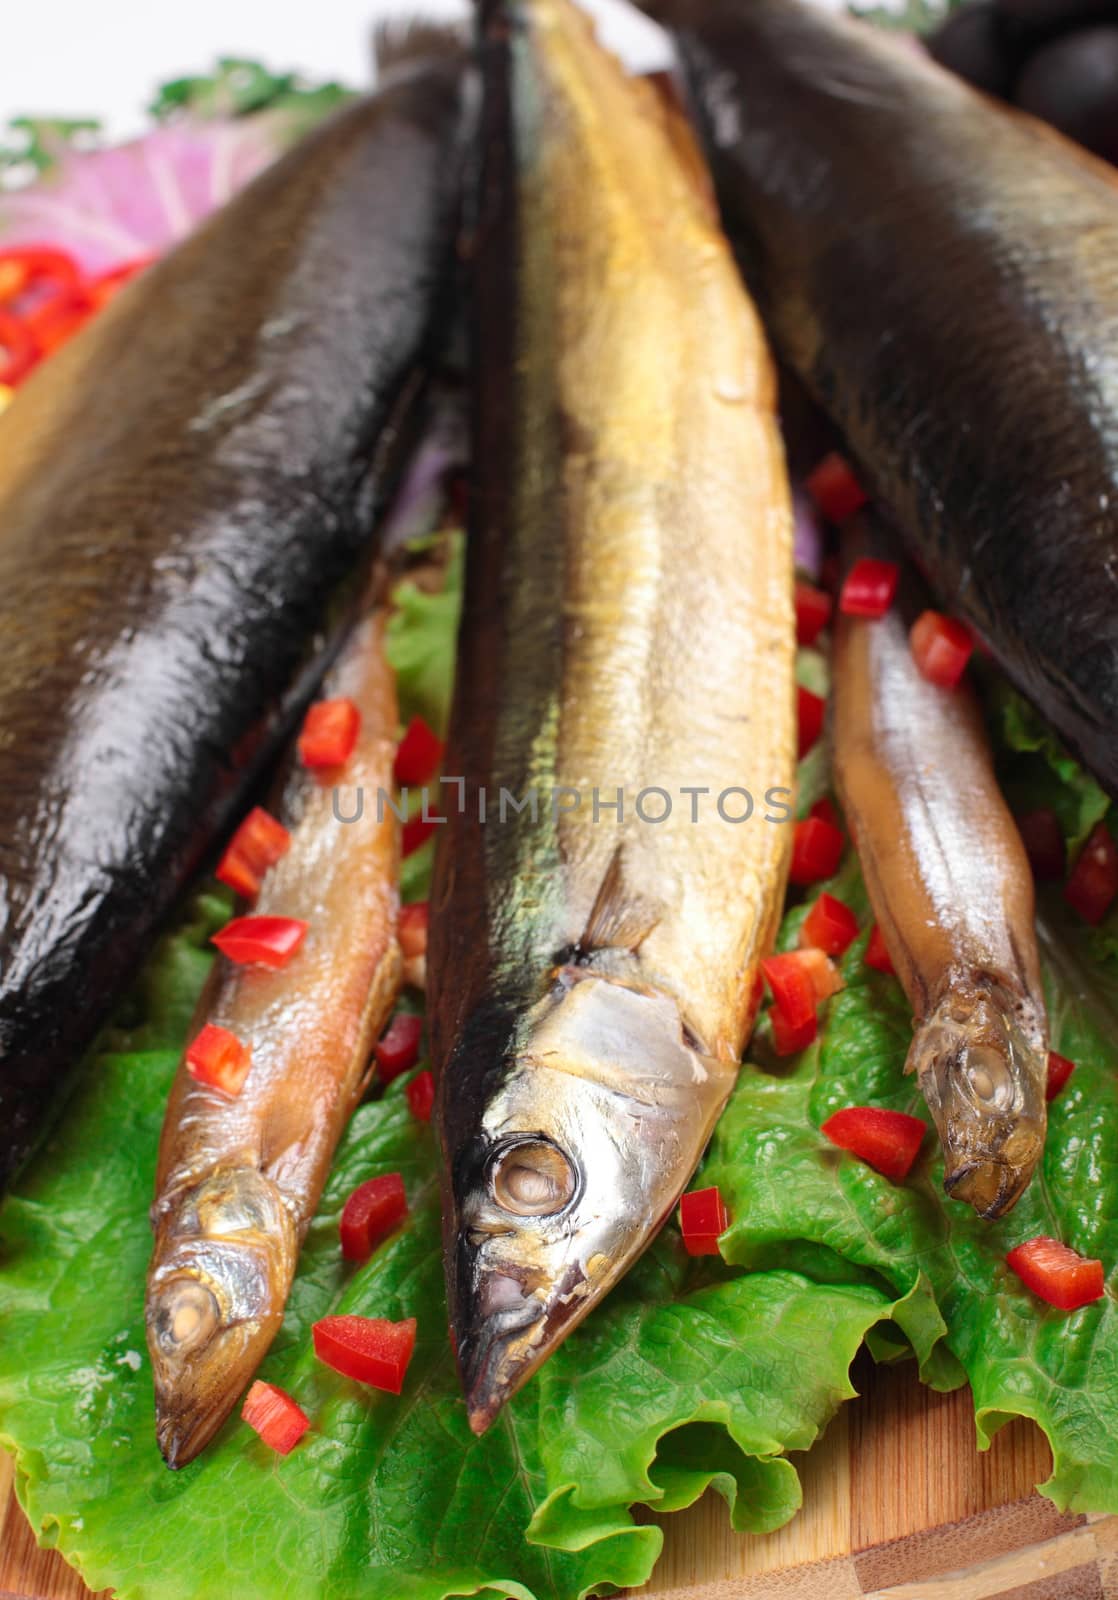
[
  {"x1": 839, "y1": 558, "x2": 899, "y2": 620},
  {"x1": 797, "y1": 685, "x2": 826, "y2": 759},
  {"x1": 0, "y1": 246, "x2": 81, "y2": 303},
  {"x1": 821, "y1": 1106, "x2": 926, "y2": 1183},
  {"x1": 1065, "y1": 821, "x2": 1118, "y2": 926},
  {"x1": 909, "y1": 610, "x2": 973, "y2": 689},
  {"x1": 216, "y1": 807, "x2": 291, "y2": 899},
  {"x1": 1005, "y1": 1236, "x2": 1105, "y2": 1311},
  {"x1": 398, "y1": 902, "x2": 429, "y2": 961},
  {"x1": 789, "y1": 817, "x2": 845, "y2": 886},
  {"x1": 339, "y1": 1173, "x2": 408, "y2": 1262},
  {"x1": 298, "y1": 697, "x2": 361, "y2": 770},
  {"x1": 212, "y1": 915, "x2": 308, "y2": 969},
  {"x1": 809, "y1": 797, "x2": 840, "y2": 830},
  {"x1": 795, "y1": 580, "x2": 833, "y2": 647},
  {"x1": 761, "y1": 953, "x2": 817, "y2": 1029},
  {"x1": 679, "y1": 1185, "x2": 729, "y2": 1256},
  {"x1": 394, "y1": 715, "x2": 444, "y2": 787},
  {"x1": 185, "y1": 1023, "x2": 251, "y2": 1098},
  {"x1": 0, "y1": 309, "x2": 37, "y2": 386},
  {"x1": 374, "y1": 1013, "x2": 423, "y2": 1083},
  {"x1": 805, "y1": 452, "x2": 868, "y2": 524},
  {"x1": 312, "y1": 1314, "x2": 417, "y2": 1393},
  {"x1": 402, "y1": 812, "x2": 440, "y2": 857},
  {"x1": 1016, "y1": 808, "x2": 1066, "y2": 882},
  {"x1": 771, "y1": 1003, "x2": 818, "y2": 1057},
  {"x1": 1046, "y1": 1051, "x2": 1076, "y2": 1102},
  {"x1": 406, "y1": 1069, "x2": 436, "y2": 1123},
  {"x1": 241, "y1": 1381, "x2": 309, "y2": 1455},
  {"x1": 800, "y1": 892, "x2": 859, "y2": 957},
  {"x1": 864, "y1": 924, "x2": 896, "y2": 976}
]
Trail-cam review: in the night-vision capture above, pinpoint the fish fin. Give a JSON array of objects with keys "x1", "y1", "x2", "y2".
[
  {"x1": 577, "y1": 847, "x2": 661, "y2": 957},
  {"x1": 374, "y1": 20, "x2": 468, "y2": 80}
]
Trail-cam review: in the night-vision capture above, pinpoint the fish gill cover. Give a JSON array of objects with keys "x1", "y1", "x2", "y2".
[{"x1": 1, "y1": 540, "x2": 1118, "y2": 1600}]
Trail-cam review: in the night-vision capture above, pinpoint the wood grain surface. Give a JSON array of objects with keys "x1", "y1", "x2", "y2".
[{"x1": 4, "y1": 1356, "x2": 1114, "y2": 1599}]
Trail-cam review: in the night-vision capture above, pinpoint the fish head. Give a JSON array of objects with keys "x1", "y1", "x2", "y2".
[
  {"x1": 146, "y1": 1166, "x2": 297, "y2": 1468},
  {"x1": 908, "y1": 982, "x2": 1047, "y2": 1219},
  {"x1": 440, "y1": 971, "x2": 736, "y2": 1434}
]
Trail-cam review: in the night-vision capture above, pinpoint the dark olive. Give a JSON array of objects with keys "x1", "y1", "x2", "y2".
[
  {"x1": 927, "y1": 1, "x2": 1017, "y2": 97},
  {"x1": 996, "y1": 0, "x2": 1118, "y2": 46},
  {"x1": 1015, "y1": 26, "x2": 1118, "y2": 163}
]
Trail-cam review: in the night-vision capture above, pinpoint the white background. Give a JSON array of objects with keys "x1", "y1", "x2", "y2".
[{"x1": 0, "y1": 0, "x2": 851, "y2": 137}]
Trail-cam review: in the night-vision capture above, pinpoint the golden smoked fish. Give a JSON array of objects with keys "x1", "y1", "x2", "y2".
[
  {"x1": 146, "y1": 605, "x2": 401, "y2": 1467},
  {"x1": 428, "y1": 0, "x2": 796, "y2": 1434},
  {"x1": 832, "y1": 524, "x2": 1048, "y2": 1218}
]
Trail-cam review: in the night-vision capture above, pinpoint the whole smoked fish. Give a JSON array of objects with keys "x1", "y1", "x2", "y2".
[
  {"x1": 646, "y1": 0, "x2": 1118, "y2": 801},
  {"x1": 0, "y1": 46, "x2": 468, "y2": 1189},
  {"x1": 832, "y1": 524, "x2": 1048, "y2": 1218},
  {"x1": 146, "y1": 607, "x2": 401, "y2": 1467},
  {"x1": 429, "y1": 0, "x2": 796, "y2": 1434}
]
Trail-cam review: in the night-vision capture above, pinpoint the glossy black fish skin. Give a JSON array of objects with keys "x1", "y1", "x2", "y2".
[
  {"x1": 647, "y1": 0, "x2": 1118, "y2": 798},
  {"x1": 0, "y1": 54, "x2": 469, "y2": 1189}
]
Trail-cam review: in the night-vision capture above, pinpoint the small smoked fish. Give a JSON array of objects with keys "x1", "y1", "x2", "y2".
[
  {"x1": 832, "y1": 522, "x2": 1048, "y2": 1218},
  {"x1": 644, "y1": 0, "x2": 1118, "y2": 801},
  {"x1": 0, "y1": 44, "x2": 468, "y2": 1190},
  {"x1": 146, "y1": 604, "x2": 401, "y2": 1468},
  {"x1": 428, "y1": 0, "x2": 796, "y2": 1434}
]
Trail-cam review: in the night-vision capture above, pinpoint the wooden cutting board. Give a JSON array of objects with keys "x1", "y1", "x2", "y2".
[{"x1": 3, "y1": 1356, "x2": 1116, "y2": 1600}]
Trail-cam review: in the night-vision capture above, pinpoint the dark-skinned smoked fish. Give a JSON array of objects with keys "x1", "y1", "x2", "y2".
[
  {"x1": 645, "y1": 0, "x2": 1118, "y2": 801},
  {"x1": 832, "y1": 522, "x2": 1048, "y2": 1218},
  {"x1": 428, "y1": 0, "x2": 795, "y2": 1434},
  {"x1": 0, "y1": 44, "x2": 468, "y2": 1190},
  {"x1": 147, "y1": 602, "x2": 401, "y2": 1468}
]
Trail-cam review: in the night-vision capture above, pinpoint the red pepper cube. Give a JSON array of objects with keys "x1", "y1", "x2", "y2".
[
  {"x1": 909, "y1": 610, "x2": 973, "y2": 689},
  {"x1": 789, "y1": 817, "x2": 845, "y2": 886},
  {"x1": 339, "y1": 1173, "x2": 408, "y2": 1262},
  {"x1": 185, "y1": 1023, "x2": 251, "y2": 1098},
  {"x1": 212, "y1": 915, "x2": 308, "y2": 970},
  {"x1": 771, "y1": 1003, "x2": 818, "y2": 1057},
  {"x1": 1065, "y1": 821, "x2": 1118, "y2": 926},
  {"x1": 241, "y1": 1381, "x2": 309, "y2": 1455},
  {"x1": 1016, "y1": 808, "x2": 1066, "y2": 882},
  {"x1": 805, "y1": 452, "x2": 868, "y2": 525},
  {"x1": 821, "y1": 1106, "x2": 926, "y2": 1184},
  {"x1": 797, "y1": 685, "x2": 826, "y2": 759},
  {"x1": 1006, "y1": 1236, "x2": 1105, "y2": 1311},
  {"x1": 795, "y1": 580, "x2": 833, "y2": 647},
  {"x1": 312, "y1": 1314, "x2": 417, "y2": 1393},
  {"x1": 800, "y1": 892, "x2": 859, "y2": 958},
  {"x1": 406, "y1": 1069, "x2": 436, "y2": 1123},
  {"x1": 394, "y1": 715, "x2": 444, "y2": 787},
  {"x1": 679, "y1": 1185, "x2": 729, "y2": 1256},
  {"x1": 1046, "y1": 1051, "x2": 1076, "y2": 1102},
  {"x1": 839, "y1": 558, "x2": 899, "y2": 620},
  {"x1": 374, "y1": 1013, "x2": 423, "y2": 1084},
  {"x1": 398, "y1": 902, "x2": 429, "y2": 961},
  {"x1": 864, "y1": 924, "x2": 896, "y2": 976},
  {"x1": 402, "y1": 812, "x2": 440, "y2": 858},
  {"x1": 216, "y1": 807, "x2": 291, "y2": 899},
  {"x1": 809, "y1": 797, "x2": 839, "y2": 830},
  {"x1": 298, "y1": 697, "x2": 361, "y2": 770},
  {"x1": 761, "y1": 953, "x2": 817, "y2": 1029},
  {"x1": 0, "y1": 309, "x2": 38, "y2": 386}
]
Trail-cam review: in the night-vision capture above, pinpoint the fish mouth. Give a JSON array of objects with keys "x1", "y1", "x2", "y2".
[
  {"x1": 454, "y1": 1267, "x2": 580, "y2": 1436},
  {"x1": 943, "y1": 1151, "x2": 1037, "y2": 1220}
]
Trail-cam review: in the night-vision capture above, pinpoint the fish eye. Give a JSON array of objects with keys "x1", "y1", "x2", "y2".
[{"x1": 488, "y1": 1139, "x2": 577, "y2": 1217}]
